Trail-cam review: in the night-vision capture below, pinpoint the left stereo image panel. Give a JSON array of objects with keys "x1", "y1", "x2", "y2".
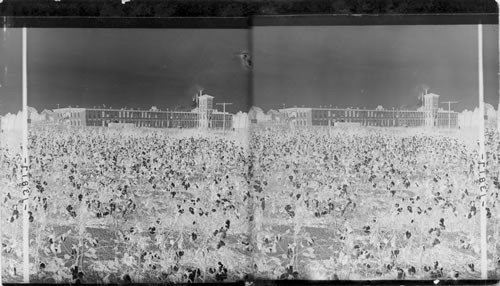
[
  {"x1": 1, "y1": 26, "x2": 27, "y2": 284},
  {"x1": 1, "y1": 26, "x2": 253, "y2": 283}
]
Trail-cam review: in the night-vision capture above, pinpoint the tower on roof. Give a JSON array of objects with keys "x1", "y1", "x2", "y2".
[
  {"x1": 422, "y1": 90, "x2": 440, "y2": 128},
  {"x1": 198, "y1": 93, "x2": 214, "y2": 111},
  {"x1": 197, "y1": 91, "x2": 214, "y2": 129}
]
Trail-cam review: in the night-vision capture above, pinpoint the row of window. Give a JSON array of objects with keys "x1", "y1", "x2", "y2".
[
  {"x1": 212, "y1": 115, "x2": 233, "y2": 120},
  {"x1": 85, "y1": 118, "x2": 232, "y2": 128},
  {"x1": 86, "y1": 111, "x2": 201, "y2": 120},
  {"x1": 312, "y1": 118, "x2": 438, "y2": 122},
  {"x1": 211, "y1": 120, "x2": 232, "y2": 127},
  {"x1": 310, "y1": 117, "x2": 458, "y2": 127},
  {"x1": 313, "y1": 110, "x2": 457, "y2": 119},
  {"x1": 288, "y1": 111, "x2": 308, "y2": 118},
  {"x1": 292, "y1": 119, "x2": 308, "y2": 126},
  {"x1": 56, "y1": 112, "x2": 83, "y2": 118},
  {"x1": 199, "y1": 99, "x2": 213, "y2": 107}
]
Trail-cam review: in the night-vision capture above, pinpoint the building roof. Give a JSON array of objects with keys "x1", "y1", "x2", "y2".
[
  {"x1": 52, "y1": 107, "x2": 202, "y2": 115},
  {"x1": 199, "y1": 94, "x2": 214, "y2": 99},
  {"x1": 53, "y1": 108, "x2": 87, "y2": 112},
  {"x1": 212, "y1": 111, "x2": 231, "y2": 114},
  {"x1": 423, "y1": 92, "x2": 440, "y2": 98},
  {"x1": 278, "y1": 107, "x2": 312, "y2": 112}
]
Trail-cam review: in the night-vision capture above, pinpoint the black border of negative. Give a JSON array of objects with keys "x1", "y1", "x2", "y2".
[
  {"x1": 2, "y1": 13, "x2": 499, "y2": 28},
  {"x1": 2, "y1": 12, "x2": 499, "y2": 286}
]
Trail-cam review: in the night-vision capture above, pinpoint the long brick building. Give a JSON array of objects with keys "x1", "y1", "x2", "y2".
[
  {"x1": 51, "y1": 92, "x2": 232, "y2": 129},
  {"x1": 279, "y1": 92, "x2": 458, "y2": 128}
]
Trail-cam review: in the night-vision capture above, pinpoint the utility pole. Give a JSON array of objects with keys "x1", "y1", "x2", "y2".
[
  {"x1": 216, "y1": 102, "x2": 232, "y2": 135},
  {"x1": 441, "y1": 101, "x2": 458, "y2": 129}
]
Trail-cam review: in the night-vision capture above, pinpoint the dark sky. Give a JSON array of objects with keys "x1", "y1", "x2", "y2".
[
  {"x1": 0, "y1": 28, "x2": 250, "y2": 115},
  {"x1": 1, "y1": 25, "x2": 498, "y2": 116},
  {"x1": 0, "y1": 28, "x2": 22, "y2": 115},
  {"x1": 253, "y1": 25, "x2": 499, "y2": 112}
]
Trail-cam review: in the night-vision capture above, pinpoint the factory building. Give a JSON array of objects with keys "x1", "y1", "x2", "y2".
[
  {"x1": 52, "y1": 93, "x2": 233, "y2": 129},
  {"x1": 279, "y1": 92, "x2": 458, "y2": 128}
]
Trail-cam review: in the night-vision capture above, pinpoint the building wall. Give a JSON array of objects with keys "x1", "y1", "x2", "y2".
[
  {"x1": 308, "y1": 108, "x2": 457, "y2": 128},
  {"x1": 211, "y1": 113, "x2": 233, "y2": 129},
  {"x1": 52, "y1": 107, "x2": 231, "y2": 130},
  {"x1": 436, "y1": 112, "x2": 458, "y2": 128},
  {"x1": 199, "y1": 96, "x2": 213, "y2": 111},
  {"x1": 279, "y1": 108, "x2": 313, "y2": 127},
  {"x1": 85, "y1": 109, "x2": 200, "y2": 128}
]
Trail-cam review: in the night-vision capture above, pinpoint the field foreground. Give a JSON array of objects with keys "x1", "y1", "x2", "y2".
[{"x1": 1, "y1": 126, "x2": 500, "y2": 282}]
